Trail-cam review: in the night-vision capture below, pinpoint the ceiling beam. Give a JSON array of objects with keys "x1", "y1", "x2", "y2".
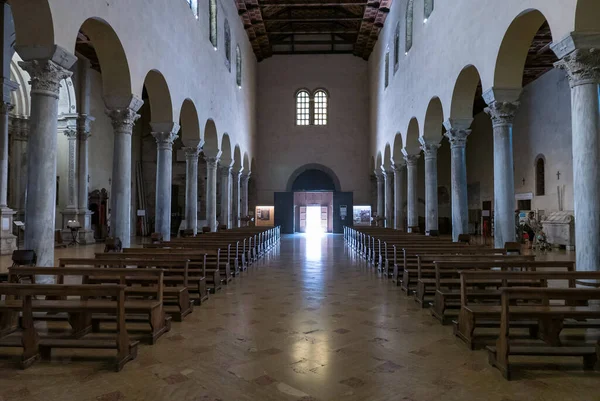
[
  {"x1": 264, "y1": 17, "x2": 363, "y2": 22},
  {"x1": 272, "y1": 49, "x2": 354, "y2": 55},
  {"x1": 268, "y1": 30, "x2": 359, "y2": 35},
  {"x1": 259, "y1": 2, "x2": 369, "y2": 7},
  {"x1": 271, "y1": 39, "x2": 350, "y2": 45}
]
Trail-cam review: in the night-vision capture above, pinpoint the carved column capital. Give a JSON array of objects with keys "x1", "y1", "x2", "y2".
[
  {"x1": 11, "y1": 117, "x2": 29, "y2": 142},
  {"x1": 76, "y1": 114, "x2": 94, "y2": 141},
  {"x1": 444, "y1": 128, "x2": 471, "y2": 149},
  {"x1": 484, "y1": 101, "x2": 519, "y2": 127},
  {"x1": 0, "y1": 102, "x2": 13, "y2": 115},
  {"x1": 152, "y1": 131, "x2": 179, "y2": 151},
  {"x1": 64, "y1": 128, "x2": 78, "y2": 140},
  {"x1": 18, "y1": 59, "x2": 72, "y2": 98},
  {"x1": 374, "y1": 169, "x2": 384, "y2": 182},
  {"x1": 105, "y1": 107, "x2": 141, "y2": 134},
  {"x1": 183, "y1": 146, "x2": 200, "y2": 160},
  {"x1": 241, "y1": 172, "x2": 251, "y2": 182},
  {"x1": 402, "y1": 150, "x2": 420, "y2": 167},
  {"x1": 205, "y1": 156, "x2": 220, "y2": 169},
  {"x1": 419, "y1": 137, "x2": 440, "y2": 160},
  {"x1": 219, "y1": 165, "x2": 232, "y2": 178},
  {"x1": 391, "y1": 163, "x2": 405, "y2": 173},
  {"x1": 555, "y1": 48, "x2": 600, "y2": 88}
]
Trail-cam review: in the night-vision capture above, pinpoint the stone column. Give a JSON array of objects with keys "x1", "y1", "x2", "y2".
[
  {"x1": 18, "y1": 49, "x2": 77, "y2": 270},
  {"x1": 419, "y1": 137, "x2": 440, "y2": 235},
  {"x1": 231, "y1": 167, "x2": 241, "y2": 228},
  {"x1": 375, "y1": 170, "x2": 384, "y2": 226},
  {"x1": 384, "y1": 168, "x2": 394, "y2": 228},
  {"x1": 444, "y1": 121, "x2": 471, "y2": 242},
  {"x1": 403, "y1": 151, "x2": 420, "y2": 233},
  {"x1": 205, "y1": 154, "x2": 221, "y2": 232},
  {"x1": 61, "y1": 125, "x2": 79, "y2": 231},
  {"x1": 483, "y1": 90, "x2": 519, "y2": 248},
  {"x1": 151, "y1": 123, "x2": 179, "y2": 241},
  {"x1": 240, "y1": 172, "x2": 250, "y2": 226},
  {"x1": 76, "y1": 115, "x2": 95, "y2": 243},
  {"x1": 392, "y1": 163, "x2": 405, "y2": 230},
  {"x1": 184, "y1": 146, "x2": 200, "y2": 234},
  {"x1": 9, "y1": 116, "x2": 27, "y2": 219},
  {"x1": 105, "y1": 97, "x2": 143, "y2": 248},
  {"x1": 219, "y1": 164, "x2": 232, "y2": 228},
  {"x1": 0, "y1": 94, "x2": 16, "y2": 254},
  {"x1": 553, "y1": 35, "x2": 600, "y2": 272}
]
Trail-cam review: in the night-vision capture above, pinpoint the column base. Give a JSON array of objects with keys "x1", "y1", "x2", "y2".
[{"x1": 0, "y1": 207, "x2": 17, "y2": 255}]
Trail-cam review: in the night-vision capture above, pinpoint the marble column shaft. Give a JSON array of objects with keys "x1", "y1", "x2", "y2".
[
  {"x1": 240, "y1": 172, "x2": 250, "y2": 226},
  {"x1": 64, "y1": 128, "x2": 78, "y2": 209},
  {"x1": 0, "y1": 101, "x2": 12, "y2": 207},
  {"x1": 106, "y1": 102, "x2": 142, "y2": 248},
  {"x1": 444, "y1": 128, "x2": 470, "y2": 242},
  {"x1": 77, "y1": 116, "x2": 92, "y2": 211},
  {"x1": 219, "y1": 165, "x2": 232, "y2": 228},
  {"x1": 9, "y1": 116, "x2": 27, "y2": 213},
  {"x1": 403, "y1": 153, "x2": 420, "y2": 233},
  {"x1": 420, "y1": 138, "x2": 440, "y2": 235},
  {"x1": 484, "y1": 101, "x2": 519, "y2": 248},
  {"x1": 231, "y1": 169, "x2": 241, "y2": 228},
  {"x1": 152, "y1": 126, "x2": 179, "y2": 241},
  {"x1": 19, "y1": 56, "x2": 74, "y2": 269},
  {"x1": 384, "y1": 169, "x2": 394, "y2": 228},
  {"x1": 555, "y1": 45, "x2": 600, "y2": 271},
  {"x1": 375, "y1": 171, "x2": 384, "y2": 225},
  {"x1": 184, "y1": 147, "x2": 200, "y2": 234},
  {"x1": 392, "y1": 163, "x2": 405, "y2": 230},
  {"x1": 205, "y1": 155, "x2": 220, "y2": 232}
]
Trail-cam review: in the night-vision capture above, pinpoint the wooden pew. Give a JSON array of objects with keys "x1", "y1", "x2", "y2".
[
  {"x1": 455, "y1": 269, "x2": 600, "y2": 350},
  {"x1": 8, "y1": 266, "x2": 170, "y2": 344},
  {"x1": 0, "y1": 283, "x2": 138, "y2": 371},
  {"x1": 59, "y1": 257, "x2": 197, "y2": 320},
  {"x1": 487, "y1": 286, "x2": 600, "y2": 380}
]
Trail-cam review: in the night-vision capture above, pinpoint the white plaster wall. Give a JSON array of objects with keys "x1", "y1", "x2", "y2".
[
  {"x1": 18, "y1": 0, "x2": 257, "y2": 160},
  {"x1": 255, "y1": 54, "x2": 370, "y2": 205}
]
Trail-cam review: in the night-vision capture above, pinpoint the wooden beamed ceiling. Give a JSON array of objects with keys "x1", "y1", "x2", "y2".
[{"x1": 235, "y1": 0, "x2": 392, "y2": 60}]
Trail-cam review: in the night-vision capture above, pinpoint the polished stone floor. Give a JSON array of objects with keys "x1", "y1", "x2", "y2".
[{"x1": 0, "y1": 235, "x2": 597, "y2": 401}]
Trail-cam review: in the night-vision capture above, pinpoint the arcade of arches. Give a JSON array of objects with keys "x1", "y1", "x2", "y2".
[{"x1": 1, "y1": 0, "x2": 600, "y2": 399}]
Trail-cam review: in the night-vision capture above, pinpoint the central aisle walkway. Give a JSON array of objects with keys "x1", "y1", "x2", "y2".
[{"x1": 0, "y1": 234, "x2": 596, "y2": 401}]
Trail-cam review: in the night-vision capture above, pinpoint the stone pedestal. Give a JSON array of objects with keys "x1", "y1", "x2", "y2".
[
  {"x1": 392, "y1": 163, "x2": 405, "y2": 230},
  {"x1": 444, "y1": 120, "x2": 472, "y2": 242},
  {"x1": 420, "y1": 137, "x2": 440, "y2": 235},
  {"x1": 18, "y1": 48, "x2": 77, "y2": 271},
  {"x1": 403, "y1": 152, "x2": 420, "y2": 233},
  {"x1": 184, "y1": 147, "x2": 200, "y2": 235},
  {"x1": 105, "y1": 97, "x2": 143, "y2": 249},
  {"x1": 151, "y1": 123, "x2": 179, "y2": 241},
  {"x1": 553, "y1": 33, "x2": 600, "y2": 272},
  {"x1": 484, "y1": 89, "x2": 520, "y2": 248}
]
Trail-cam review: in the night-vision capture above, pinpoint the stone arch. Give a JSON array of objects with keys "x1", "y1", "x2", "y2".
[
  {"x1": 285, "y1": 163, "x2": 342, "y2": 192},
  {"x1": 179, "y1": 98, "x2": 201, "y2": 147},
  {"x1": 575, "y1": 0, "x2": 600, "y2": 32},
  {"x1": 220, "y1": 133, "x2": 232, "y2": 166},
  {"x1": 393, "y1": 133, "x2": 403, "y2": 164},
  {"x1": 383, "y1": 143, "x2": 392, "y2": 169},
  {"x1": 203, "y1": 119, "x2": 219, "y2": 157},
  {"x1": 77, "y1": 18, "x2": 132, "y2": 100},
  {"x1": 493, "y1": 9, "x2": 554, "y2": 90},
  {"x1": 404, "y1": 118, "x2": 420, "y2": 154},
  {"x1": 143, "y1": 69, "x2": 174, "y2": 124},
  {"x1": 450, "y1": 65, "x2": 482, "y2": 121},
  {"x1": 9, "y1": 0, "x2": 54, "y2": 48},
  {"x1": 233, "y1": 145, "x2": 242, "y2": 172},
  {"x1": 423, "y1": 97, "x2": 444, "y2": 140}
]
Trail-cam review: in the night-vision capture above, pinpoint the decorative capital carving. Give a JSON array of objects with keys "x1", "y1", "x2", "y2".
[
  {"x1": 152, "y1": 131, "x2": 179, "y2": 151},
  {"x1": 0, "y1": 102, "x2": 13, "y2": 115},
  {"x1": 77, "y1": 114, "x2": 94, "y2": 141},
  {"x1": 64, "y1": 129, "x2": 78, "y2": 140},
  {"x1": 205, "y1": 156, "x2": 220, "y2": 169},
  {"x1": 219, "y1": 165, "x2": 233, "y2": 177},
  {"x1": 18, "y1": 59, "x2": 72, "y2": 98},
  {"x1": 183, "y1": 146, "x2": 200, "y2": 160},
  {"x1": 555, "y1": 48, "x2": 600, "y2": 88},
  {"x1": 484, "y1": 101, "x2": 519, "y2": 127},
  {"x1": 391, "y1": 163, "x2": 405, "y2": 173},
  {"x1": 374, "y1": 169, "x2": 384, "y2": 180},
  {"x1": 105, "y1": 107, "x2": 141, "y2": 134},
  {"x1": 419, "y1": 137, "x2": 440, "y2": 160},
  {"x1": 444, "y1": 128, "x2": 471, "y2": 149},
  {"x1": 10, "y1": 117, "x2": 29, "y2": 142},
  {"x1": 401, "y1": 149, "x2": 420, "y2": 167}
]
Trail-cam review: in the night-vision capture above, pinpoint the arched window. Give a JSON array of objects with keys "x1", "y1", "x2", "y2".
[
  {"x1": 209, "y1": 0, "x2": 218, "y2": 48},
  {"x1": 394, "y1": 22, "x2": 400, "y2": 72},
  {"x1": 296, "y1": 90, "x2": 310, "y2": 126},
  {"x1": 384, "y1": 50, "x2": 390, "y2": 89},
  {"x1": 405, "y1": 0, "x2": 414, "y2": 53},
  {"x1": 186, "y1": 0, "x2": 199, "y2": 18},
  {"x1": 313, "y1": 90, "x2": 328, "y2": 126},
  {"x1": 236, "y1": 45, "x2": 242, "y2": 87},
  {"x1": 424, "y1": 0, "x2": 434, "y2": 21},
  {"x1": 224, "y1": 20, "x2": 231, "y2": 71},
  {"x1": 535, "y1": 157, "x2": 545, "y2": 196}
]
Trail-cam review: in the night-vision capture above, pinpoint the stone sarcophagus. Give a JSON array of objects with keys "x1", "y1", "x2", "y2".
[{"x1": 542, "y1": 211, "x2": 575, "y2": 250}]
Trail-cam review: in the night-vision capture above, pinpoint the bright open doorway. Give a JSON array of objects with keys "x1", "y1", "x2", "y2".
[{"x1": 306, "y1": 206, "x2": 324, "y2": 235}]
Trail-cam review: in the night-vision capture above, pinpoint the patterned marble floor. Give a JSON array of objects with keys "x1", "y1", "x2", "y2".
[{"x1": 0, "y1": 234, "x2": 597, "y2": 401}]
